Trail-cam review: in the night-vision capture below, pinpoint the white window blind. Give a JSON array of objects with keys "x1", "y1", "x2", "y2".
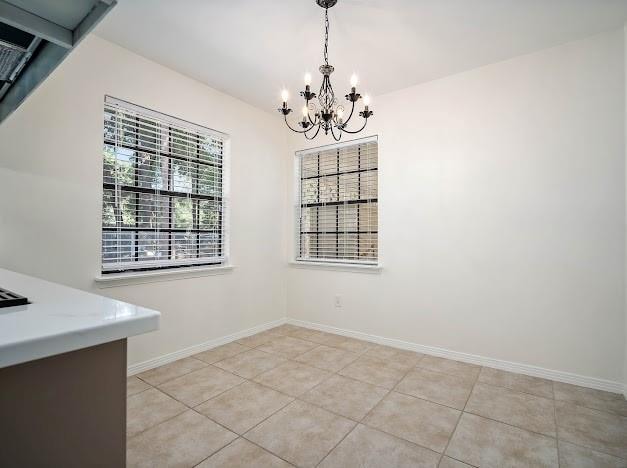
[
  {"x1": 296, "y1": 137, "x2": 378, "y2": 264},
  {"x1": 101, "y1": 96, "x2": 227, "y2": 274}
]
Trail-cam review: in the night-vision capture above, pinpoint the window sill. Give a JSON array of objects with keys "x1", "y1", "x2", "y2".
[
  {"x1": 289, "y1": 261, "x2": 382, "y2": 274},
  {"x1": 94, "y1": 265, "x2": 234, "y2": 288}
]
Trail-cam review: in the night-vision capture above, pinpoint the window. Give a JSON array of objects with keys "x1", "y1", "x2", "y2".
[
  {"x1": 101, "y1": 96, "x2": 228, "y2": 274},
  {"x1": 296, "y1": 136, "x2": 378, "y2": 265}
]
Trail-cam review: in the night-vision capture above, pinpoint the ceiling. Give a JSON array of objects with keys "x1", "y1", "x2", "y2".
[{"x1": 96, "y1": 0, "x2": 627, "y2": 113}]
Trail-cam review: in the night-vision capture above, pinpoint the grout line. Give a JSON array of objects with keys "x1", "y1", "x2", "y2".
[
  {"x1": 190, "y1": 436, "x2": 241, "y2": 468},
  {"x1": 135, "y1": 358, "x2": 211, "y2": 387},
  {"x1": 437, "y1": 366, "x2": 481, "y2": 466},
  {"x1": 551, "y1": 396, "x2": 627, "y2": 419},
  {"x1": 554, "y1": 438, "x2": 627, "y2": 463},
  {"x1": 126, "y1": 399, "x2": 189, "y2": 440},
  {"x1": 313, "y1": 421, "x2": 359, "y2": 467},
  {"x1": 553, "y1": 381, "x2": 562, "y2": 467},
  {"x1": 238, "y1": 437, "x2": 297, "y2": 467},
  {"x1": 473, "y1": 378, "x2": 555, "y2": 400}
]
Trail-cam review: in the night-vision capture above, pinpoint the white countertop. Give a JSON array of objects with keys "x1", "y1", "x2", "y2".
[{"x1": 0, "y1": 269, "x2": 160, "y2": 368}]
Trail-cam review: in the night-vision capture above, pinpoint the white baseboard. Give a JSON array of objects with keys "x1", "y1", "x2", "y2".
[
  {"x1": 127, "y1": 317, "x2": 287, "y2": 376},
  {"x1": 286, "y1": 318, "x2": 625, "y2": 395}
]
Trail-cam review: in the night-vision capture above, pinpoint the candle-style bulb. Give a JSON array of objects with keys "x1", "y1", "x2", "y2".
[
  {"x1": 363, "y1": 94, "x2": 371, "y2": 106},
  {"x1": 302, "y1": 106, "x2": 308, "y2": 118},
  {"x1": 350, "y1": 73, "x2": 358, "y2": 88},
  {"x1": 304, "y1": 73, "x2": 312, "y2": 86},
  {"x1": 281, "y1": 89, "x2": 289, "y2": 103},
  {"x1": 337, "y1": 108, "x2": 344, "y2": 119}
]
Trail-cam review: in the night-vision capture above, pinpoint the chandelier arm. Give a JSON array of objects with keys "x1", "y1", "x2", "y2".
[
  {"x1": 330, "y1": 124, "x2": 342, "y2": 141},
  {"x1": 304, "y1": 125, "x2": 322, "y2": 140},
  {"x1": 341, "y1": 100, "x2": 356, "y2": 126},
  {"x1": 338, "y1": 116, "x2": 369, "y2": 134},
  {"x1": 284, "y1": 114, "x2": 318, "y2": 134},
  {"x1": 306, "y1": 104, "x2": 319, "y2": 126}
]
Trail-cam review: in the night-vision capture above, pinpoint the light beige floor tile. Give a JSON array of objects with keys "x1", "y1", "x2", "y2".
[
  {"x1": 339, "y1": 355, "x2": 409, "y2": 389},
  {"x1": 197, "y1": 438, "x2": 292, "y2": 468},
  {"x1": 127, "y1": 410, "x2": 236, "y2": 468},
  {"x1": 137, "y1": 356, "x2": 207, "y2": 386},
  {"x1": 465, "y1": 383, "x2": 556, "y2": 437},
  {"x1": 213, "y1": 349, "x2": 288, "y2": 379},
  {"x1": 395, "y1": 368, "x2": 474, "y2": 410},
  {"x1": 364, "y1": 344, "x2": 409, "y2": 360},
  {"x1": 158, "y1": 365, "x2": 244, "y2": 407},
  {"x1": 294, "y1": 345, "x2": 359, "y2": 372},
  {"x1": 319, "y1": 424, "x2": 440, "y2": 468},
  {"x1": 271, "y1": 324, "x2": 304, "y2": 335},
  {"x1": 301, "y1": 374, "x2": 388, "y2": 421},
  {"x1": 418, "y1": 356, "x2": 480, "y2": 382},
  {"x1": 322, "y1": 334, "x2": 373, "y2": 353},
  {"x1": 365, "y1": 345, "x2": 423, "y2": 369},
  {"x1": 478, "y1": 367, "x2": 553, "y2": 398},
  {"x1": 236, "y1": 330, "x2": 283, "y2": 348},
  {"x1": 438, "y1": 456, "x2": 473, "y2": 468},
  {"x1": 256, "y1": 335, "x2": 318, "y2": 358},
  {"x1": 388, "y1": 351, "x2": 425, "y2": 370},
  {"x1": 127, "y1": 387, "x2": 187, "y2": 438},
  {"x1": 364, "y1": 391, "x2": 460, "y2": 453},
  {"x1": 288, "y1": 327, "x2": 334, "y2": 344},
  {"x1": 445, "y1": 413, "x2": 558, "y2": 467},
  {"x1": 127, "y1": 376, "x2": 151, "y2": 396},
  {"x1": 196, "y1": 381, "x2": 293, "y2": 434},
  {"x1": 558, "y1": 440, "x2": 627, "y2": 468},
  {"x1": 254, "y1": 361, "x2": 331, "y2": 397},
  {"x1": 245, "y1": 400, "x2": 355, "y2": 468},
  {"x1": 554, "y1": 382, "x2": 627, "y2": 417},
  {"x1": 555, "y1": 401, "x2": 627, "y2": 459},
  {"x1": 194, "y1": 342, "x2": 250, "y2": 364}
]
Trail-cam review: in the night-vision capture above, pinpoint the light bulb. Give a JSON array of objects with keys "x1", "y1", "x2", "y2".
[
  {"x1": 337, "y1": 108, "x2": 344, "y2": 119},
  {"x1": 350, "y1": 73, "x2": 358, "y2": 88},
  {"x1": 363, "y1": 95, "x2": 371, "y2": 106},
  {"x1": 304, "y1": 73, "x2": 312, "y2": 86},
  {"x1": 302, "y1": 106, "x2": 308, "y2": 117},
  {"x1": 281, "y1": 89, "x2": 289, "y2": 103}
]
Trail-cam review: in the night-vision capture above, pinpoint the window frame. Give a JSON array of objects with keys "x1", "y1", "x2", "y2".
[
  {"x1": 293, "y1": 135, "x2": 379, "y2": 268},
  {"x1": 100, "y1": 96, "x2": 230, "y2": 276}
]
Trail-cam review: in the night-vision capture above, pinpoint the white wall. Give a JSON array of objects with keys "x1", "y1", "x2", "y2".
[
  {"x1": 286, "y1": 30, "x2": 626, "y2": 383},
  {"x1": 0, "y1": 35, "x2": 288, "y2": 365}
]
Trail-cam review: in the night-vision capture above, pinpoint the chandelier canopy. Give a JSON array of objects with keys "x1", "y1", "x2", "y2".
[{"x1": 278, "y1": 0, "x2": 373, "y2": 141}]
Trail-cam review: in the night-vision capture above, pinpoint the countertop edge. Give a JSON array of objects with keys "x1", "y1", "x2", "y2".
[{"x1": 0, "y1": 313, "x2": 160, "y2": 369}]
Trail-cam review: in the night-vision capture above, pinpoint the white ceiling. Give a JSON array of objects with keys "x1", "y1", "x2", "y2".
[{"x1": 96, "y1": 0, "x2": 627, "y2": 113}]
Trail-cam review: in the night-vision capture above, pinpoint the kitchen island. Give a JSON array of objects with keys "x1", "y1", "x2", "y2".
[{"x1": 0, "y1": 268, "x2": 160, "y2": 467}]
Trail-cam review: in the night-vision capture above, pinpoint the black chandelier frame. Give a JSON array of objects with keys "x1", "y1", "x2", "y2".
[{"x1": 278, "y1": 0, "x2": 373, "y2": 141}]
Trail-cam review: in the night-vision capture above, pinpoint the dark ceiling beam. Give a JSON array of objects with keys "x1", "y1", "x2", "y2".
[
  {"x1": 0, "y1": 1, "x2": 73, "y2": 49},
  {"x1": 0, "y1": 0, "x2": 117, "y2": 123}
]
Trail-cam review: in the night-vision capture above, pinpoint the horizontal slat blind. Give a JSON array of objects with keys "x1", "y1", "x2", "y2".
[
  {"x1": 297, "y1": 138, "x2": 378, "y2": 264},
  {"x1": 102, "y1": 98, "x2": 226, "y2": 273}
]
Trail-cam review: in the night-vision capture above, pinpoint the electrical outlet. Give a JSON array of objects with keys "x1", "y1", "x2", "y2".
[{"x1": 334, "y1": 295, "x2": 342, "y2": 308}]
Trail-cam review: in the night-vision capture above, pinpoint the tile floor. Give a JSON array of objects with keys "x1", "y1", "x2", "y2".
[{"x1": 127, "y1": 324, "x2": 627, "y2": 467}]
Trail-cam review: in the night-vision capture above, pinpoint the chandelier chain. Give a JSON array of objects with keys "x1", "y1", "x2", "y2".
[{"x1": 324, "y1": 7, "x2": 329, "y2": 65}]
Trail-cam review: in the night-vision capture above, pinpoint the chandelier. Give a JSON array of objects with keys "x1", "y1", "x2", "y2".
[{"x1": 278, "y1": 0, "x2": 373, "y2": 141}]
